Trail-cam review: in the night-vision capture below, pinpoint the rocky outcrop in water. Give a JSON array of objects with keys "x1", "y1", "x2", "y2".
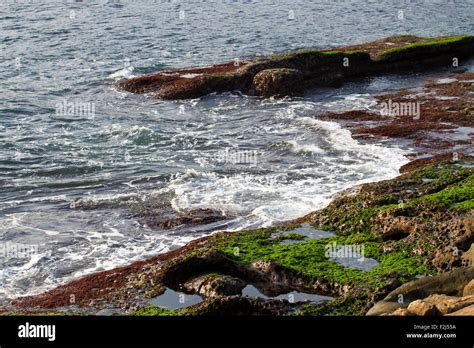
[
  {"x1": 116, "y1": 35, "x2": 474, "y2": 99},
  {"x1": 134, "y1": 207, "x2": 227, "y2": 230}
]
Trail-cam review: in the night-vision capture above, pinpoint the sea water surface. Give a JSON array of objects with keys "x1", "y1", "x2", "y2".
[{"x1": 0, "y1": 0, "x2": 473, "y2": 301}]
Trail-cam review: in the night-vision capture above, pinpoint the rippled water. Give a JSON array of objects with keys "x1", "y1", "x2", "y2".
[{"x1": 0, "y1": 0, "x2": 473, "y2": 301}]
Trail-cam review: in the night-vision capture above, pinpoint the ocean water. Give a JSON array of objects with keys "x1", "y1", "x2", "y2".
[{"x1": 0, "y1": 0, "x2": 473, "y2": 301}]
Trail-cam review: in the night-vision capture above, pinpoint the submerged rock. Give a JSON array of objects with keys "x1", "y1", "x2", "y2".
[{"x1": 316, "y1": 71, "x2": 473, "y2": 173}]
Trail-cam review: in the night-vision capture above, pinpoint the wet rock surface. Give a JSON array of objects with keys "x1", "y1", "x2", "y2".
[
  {"x1": 3, "y1": 42, "x2": 474, "y2": 316},
  {"x1": 251, "y1": 68, "x2": 304, "y2": 97},
  {"x1": 6, "y1": 150, "x2": 473, "y2": 316},
  {"x1": 135, "y1": 207, "x2": 228, "y2": 230},
  {"x1": 322, "y1": 72, "x2": 474, "y2": 164},
  {"x1": 116, "y1": 35, "x2": 474, "y2": 100}
]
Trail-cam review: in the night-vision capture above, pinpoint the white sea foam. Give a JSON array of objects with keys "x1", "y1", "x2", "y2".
[
  {"x1": 108, "y1": 66, "x2": 135, "y2": 80},
  {"x1": 165, "y1": 111, "x2": 409, "y2": 227},
  {"x1": 0, "y1": 212, "x2": 205, "y2": 300},
  {"x1": 2, "y1": 0, "x2": 473, "y2": 304},
  {"x1": 0, "y1": 92, "x2": 410, "y2": 301},
  {"x1": 286, "y1": 140, "x2": 326, "y2": 154}
]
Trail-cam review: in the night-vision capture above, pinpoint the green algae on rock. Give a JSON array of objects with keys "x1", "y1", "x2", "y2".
[
  {"x1": 154, "y1": 158, "x2": 472, "y2": 315},
  {"x1": 374, "y1": 35, "x2": 474, "y2": 62},
  {"x1": 116, "y1": 35, "x2": 474, "y2": 99},
  {"x1": 131, "y1": 306, "x2": 183, "y2": 316},
  {"x1": 6, "y1": 156, "x2": 473, "y2": 317}
]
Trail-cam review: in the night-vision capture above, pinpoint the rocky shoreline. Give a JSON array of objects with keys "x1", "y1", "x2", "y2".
[
  {"x1": 3, "y1": 36, "x2": 473, "y2": 317},
  {"x1": 6, "y1": 152, "x2": 473, "y2": 316}
]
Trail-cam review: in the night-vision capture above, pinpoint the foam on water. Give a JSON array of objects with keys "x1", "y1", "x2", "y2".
[
  {"x1": 0, "y1": 96, "x2": 412, "y2": 301},
  {"x1": 165, "y1": 100, "x2": 408, "y2": 227},
  {"x1": 2, "y1": 1, "x2": 472, "y2": 301},
  {"x1": 286, "y1": 140, "x2": 326, "y2": 155},
  {"x1": 107, "y1": 66, "x2": 135, "y2": 80}
]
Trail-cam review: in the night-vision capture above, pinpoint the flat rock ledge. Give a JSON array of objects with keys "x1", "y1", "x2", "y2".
[{"x1": 116, "y1": 35, "x2": 474, "y2": 99}]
